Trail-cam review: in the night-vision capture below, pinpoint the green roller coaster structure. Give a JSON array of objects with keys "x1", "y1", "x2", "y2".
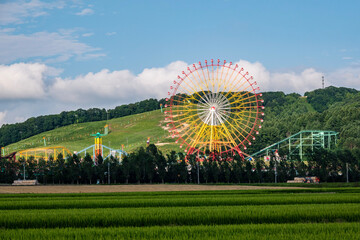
[{"x1": 250, "y1": 130, "x2": 338, "y2": 161}]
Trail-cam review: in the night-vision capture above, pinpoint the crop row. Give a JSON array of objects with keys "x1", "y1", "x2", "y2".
[
  {"x1": 1, "y1": 203, "x2": 360, "y2": 228},
  {"x1": 0, "y1": 222, "x2": 359, "y2": 240},
  {"x1": 1, "y1": 187, "x2": 360, "y2": 199},
  {"x1": 0, "y1": 193, "x2": 359, "y2": 210}
]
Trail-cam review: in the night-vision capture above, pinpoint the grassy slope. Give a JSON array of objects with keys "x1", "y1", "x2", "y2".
[{"x1": 4, "y1": 110, "x2": 179, "y2": 156}]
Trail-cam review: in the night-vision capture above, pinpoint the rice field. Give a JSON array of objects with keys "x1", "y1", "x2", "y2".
[{"x1": 1, "y1": 188, "x2": 360, "y2": 239}]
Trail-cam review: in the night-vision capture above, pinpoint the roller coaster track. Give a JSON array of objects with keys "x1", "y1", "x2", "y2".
[
  {"x1": 18, "y1": 146, "x2": 72, "y2": 161},
  {"x1": 249, "y1": 130, "x2": 338, "y2": 161}
]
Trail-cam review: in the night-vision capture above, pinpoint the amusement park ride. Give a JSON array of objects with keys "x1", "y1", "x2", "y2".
[
  {"x1": 165, "y1": 59, "x2": 264, "y2": 160},
  {"x1": 75, "y1": 131, "x2": 126, "y2": 161}
]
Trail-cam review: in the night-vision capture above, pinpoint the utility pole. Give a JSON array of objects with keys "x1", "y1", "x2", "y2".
[
  {"x1": 346, "y1": 162, "x2": 349, "y2": 183},
  {"x1": 274, "y1": 159, "x2": 278, "y2": 184},
  {"x1": 197, "y1": 161, "x2": 200, "y2": 184},
  {"x1": 23, "y1": 162, "x2": 26, "y2": 180},
  {"x1": 322, "y1": 76, "x2": 325, "y2": 89},
  {"x1": 107, "y1": 161, "x2": 110, "y2": 184}
]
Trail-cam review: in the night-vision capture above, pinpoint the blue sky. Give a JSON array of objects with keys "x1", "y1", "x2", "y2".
[{"x1": 0, "y1": 0, "x2": 360, "y2": 125}]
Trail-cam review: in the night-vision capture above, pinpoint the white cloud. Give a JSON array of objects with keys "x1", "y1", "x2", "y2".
[
  {"x1": 0, "y1": 28, "x2": 16, "y2": 33},
  {"x1": 0, "y1": 0, "x2": 65, "y2": 25},
  {"x1": 0, "y1": 31, "x2": 103, "y2": 64},
  {"x1": 48, "y1": 61, "x2": 188, "y2": 104},
  {"x1": 233, "y1": 60, "x2": 323, "y2": 94},
  {"x1": 76, "y1": 53, "x2": 106, "y2": 61},
  {"x1": 76, "y1": 8, "x2": 94, "y2": 16},
  {"x1": 49, "y1": 69, "x2": 136, "y2": 103},
  {"x1": 0, "y1": 62, "x2": 58, "y2": 99},
  {"x1": 82, "y1": 33, "x2": 94, "y2": 37},
  {"x1": 0, "y1": 111, "x2": 7, "y2": 127},
  {"x1": 106, "y1": 32, "x2": 116, "y2": 36},
  {"x1": 328, "y1": 66, "x2": 360, "y2": 89}
]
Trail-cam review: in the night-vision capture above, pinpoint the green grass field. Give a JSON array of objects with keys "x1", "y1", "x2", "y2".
[
  {"x1": 1, "y1": 188, "x2": 360, "y2": 239},
  {"x1": 4, "y1": 110, "x2": 179, "y2": 155}
]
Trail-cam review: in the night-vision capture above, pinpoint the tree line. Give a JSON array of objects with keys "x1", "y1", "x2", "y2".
[{"x1": 1, "y1": 144, "x2": 359, "y2": 184}]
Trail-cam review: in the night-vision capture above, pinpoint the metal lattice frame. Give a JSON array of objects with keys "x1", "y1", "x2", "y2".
[
  {"x1": 250, "y1": 130, "x2": 338, "y2": 161},
  {"x1": 76, "y1": 144, "x2": 127, "y2": 161},
  {"x1": 165, "y1": 59, "x2": 264, "y2": 158}
]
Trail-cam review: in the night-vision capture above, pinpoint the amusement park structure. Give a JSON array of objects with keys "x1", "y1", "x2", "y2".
[
  {"x1": 249, "y1": 130, "x2": 338, "y2": 161},
  {"x1": 18, "y1": 146, "x2": 72, "y2": 161},
  {"x1": 165, "y1": 59, "x2": 264, "y2": 159},
  {"x1": 75, "y1": 132, "x2": 127, "y2": 161}
]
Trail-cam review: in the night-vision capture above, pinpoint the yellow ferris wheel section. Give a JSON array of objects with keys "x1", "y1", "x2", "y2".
[{"x1": 18, "y1": 146, "x2": 72, "y2": 161}]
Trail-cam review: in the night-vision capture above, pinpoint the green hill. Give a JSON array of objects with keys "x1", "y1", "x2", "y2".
[
  {"x1": 3, "y1": 87, "x2": 360, "y2": 158},
  {"x1": 3, "y1": 110, "x2": 178, "y2": 156}
]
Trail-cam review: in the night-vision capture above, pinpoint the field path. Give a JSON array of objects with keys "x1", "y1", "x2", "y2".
[{"x1": 0, "y1": 184, "x2": 306, "y2": 194}]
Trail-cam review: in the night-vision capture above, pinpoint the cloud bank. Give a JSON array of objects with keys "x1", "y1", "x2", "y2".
[
  {"x1": 0, "y1": 31, "x2": 102, "y2": 64},
  {"x1": 0, "y1": 0, "x2": 65, "y2": 25},
  {"x1": 0, "y1": 60, "x2": 359, "y2": 126},
  {"x1": 0, "y1": 62, "x2": 58, "y2": 99}
]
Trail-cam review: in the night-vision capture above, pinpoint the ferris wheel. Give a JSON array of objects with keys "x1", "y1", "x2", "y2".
[{"x1": 165, "y1": 59, "x2": 264, "y2": 158}]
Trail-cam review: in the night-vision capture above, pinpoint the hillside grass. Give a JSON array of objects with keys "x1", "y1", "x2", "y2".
[{"x1": 4, "y1": 110, "x2": 179, "y2": 155}]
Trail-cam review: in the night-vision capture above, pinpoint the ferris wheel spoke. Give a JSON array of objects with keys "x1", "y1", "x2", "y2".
[
  {"x1": 225, "y1": 114, "x2": 255, "y2": 137},
  {"x1": 176, "y1": 78, "x2": 211, "y2": 104},
  {"x1": 220, "y1": 65, "x2": 231, "y2": 92},
  {"x1": 230, "y1": 114, "x2": 259, "y2": 125},
  {"x1": 186, "y1": 73, "x2": 213, "y2": 104},
  {"x1": 194, "y1": 67, "x2": 212, "y2": 93},
  {"x1": 171, "y1": 113, "x2": 201, "y2": 127},
  {"x1": 220, "y1": 121, "x2": 249, "y2": 148},
  {"x1": 173, "y1": 116, "x2": 199, "y2": 127},
  {"x1": 171, "y1": 95, "x2": 198, "y2": 105},
  {"x1": 224, "y1": 66, "x2": 237, "y2": 90},
  {"x1": 230, "y1": 105, "x2": 259, "y2": 112},
  {"x1": 226, "y1": 88, "x2": 254, "y2": 103},
  {"x1": 222, "y1": 74, "x2": 246, "y2": 98},
  {"x1": 225, "y1": 80, "x2": 255, "y2": 100},
  {"x1": 186, "y1": 122, "x2": 208, "y2": 149},
  {"x1": 175, "y1": 116, "x2": 204, "y2": 136},
  {"x1": 216, "y1": 123, "x2": 239, "y2": 150},
  {"x1": 230, "y1": 95, "x2": 258, "y2": 105}
]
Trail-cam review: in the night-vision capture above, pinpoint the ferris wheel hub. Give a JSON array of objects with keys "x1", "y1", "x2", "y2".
[{"x1": 197, "y1": 93, "x2": 230, "y2": 126}]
